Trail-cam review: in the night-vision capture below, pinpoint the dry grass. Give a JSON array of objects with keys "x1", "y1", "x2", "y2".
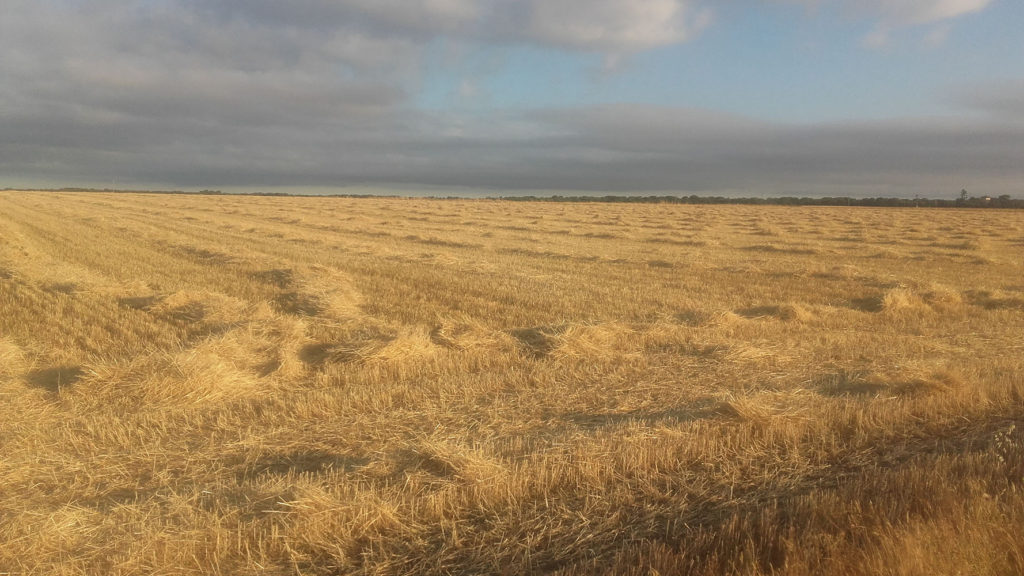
[{"x1": 1, "y1": 191, "x2": 1023, "y2": 575}]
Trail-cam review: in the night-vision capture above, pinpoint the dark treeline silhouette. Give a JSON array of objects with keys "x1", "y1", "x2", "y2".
[
  {"x1": 8, "y1": 187, "x2": 1021, "y2": 207},
  {"x1": 497, "y1": 194, "x2": 1024, "y2": 208}
]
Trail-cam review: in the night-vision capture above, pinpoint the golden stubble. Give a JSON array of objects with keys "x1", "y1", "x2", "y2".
[{"x1": 1, "y1": 191, "x2": 1022, "y2": 575}]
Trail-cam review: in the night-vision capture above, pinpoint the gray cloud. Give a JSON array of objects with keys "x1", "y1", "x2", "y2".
[
  {"x1": 950, "y1": 79, "x2": 1024, "y2": 122},
  {"x1": 517, "y1": 0, "x2": 712, "y2": 51},
  {"x1": 781, "y1": 0, "x2": 993, "y2": 47},
  {"x1": 6, "y1": 100, "x2": 1019, "y2": 196},
  {"x1": 854, "y1": 0, "x2": 992, "y2": 25},
  {"x1": 1, "y1": 1, "x2": 1018, "y2": 197},
  {"x1": 782, "y1": 0, "x2": 993, "y2": 26}
]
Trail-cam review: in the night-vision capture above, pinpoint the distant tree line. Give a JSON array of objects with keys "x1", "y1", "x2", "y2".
[
  {"x1": 497, "y1": 193, "x2": 1024, "y2": 208},
  {"x1": 10, "y1": 187, "x2": 1021, "y2": 208}
]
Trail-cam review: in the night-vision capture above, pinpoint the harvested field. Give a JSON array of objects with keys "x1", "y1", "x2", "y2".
[{"x1": 1, "y1": 190, "x2": 1022, "y2": 575}]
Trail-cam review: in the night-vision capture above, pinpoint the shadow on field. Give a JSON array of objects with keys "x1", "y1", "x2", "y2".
[
  {"x1": 673, "y1": 309, "x2": 711, "y2": 326},
  {"x1": 27, "y1": 365, "x2": 84, "y2": 392},
  {"x1": 243, "y1": 450, "x2": 369, "y2": 478},
  {"x1": 511, "y1": 325, "x2": 566, "y2": 358},
  {"x1": 172, "y1": 244, "x2": 235, "y2": 265},
  {"x1": 118, "y1": 294, "x2": 163, "y2": 310},
  {"x1": 562, "y1": 406, "x2": 716, "y2": 430},
  {"x1": 274, "y1": 291, "x2": 325, "y2": 316},
  {"x1": 965, "y1": 290, "x2": 1024, "y2": 310},
  {"x1": 250, "y1": 268, "x2": 294, "y2": 288},
  {"x1": 815, "y1": 371, "x2": 887, "y2": 397},
  {"x1": 848, "y1": 295, "x2": 884, "y2": 313},
  {"x1": 166, "y1": 301, "x2": 206, "y2": 323},
  {"x1": 736, "y1": 304, "x2": 812, "y2": 321},
  {"x1": 44, "y1": 282, "x2": 78, "y2": 294},
  {"x1": 742, "y1": 243, "x2": 819, "y2": 255},
  {"x1": 298, "y1": 342, "x2": 334, "y2": 366},
  {"x1": 646, "y1": 259, "x2": 674, "y2": 268},
  {"x1": 736, "y1": 305, "x2": 785, "y2": 319},
  {"x1": 814, "y1": 371, "x2": 955, "y2": 397}
]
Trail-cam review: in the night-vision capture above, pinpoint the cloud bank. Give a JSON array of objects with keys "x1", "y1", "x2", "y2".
[{"x1": 1, "y1": 0, "x2": 1018, "y2": 196}]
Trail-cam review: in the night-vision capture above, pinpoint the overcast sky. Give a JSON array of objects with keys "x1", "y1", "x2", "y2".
[{"x1": 2, "y1": 0, "x2": 1022, "y2": 197}]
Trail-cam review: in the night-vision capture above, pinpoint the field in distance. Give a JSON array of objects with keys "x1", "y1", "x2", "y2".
[{"x1": 1, "y1": 190, "x2": 1022, "y2": 575}]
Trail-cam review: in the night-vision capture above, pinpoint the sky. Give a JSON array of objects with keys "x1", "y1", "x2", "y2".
[{"x1": 1, "y1": 0, "x2": 1022, "y2": 197}]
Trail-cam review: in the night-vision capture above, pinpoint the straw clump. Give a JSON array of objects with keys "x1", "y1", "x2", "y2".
[
  {"x1": 0, "y1": 338, "x2": 26, "y2": 380},
  {"x1": 882, "y1": 286, "x2": 930, "y2": 313}
]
